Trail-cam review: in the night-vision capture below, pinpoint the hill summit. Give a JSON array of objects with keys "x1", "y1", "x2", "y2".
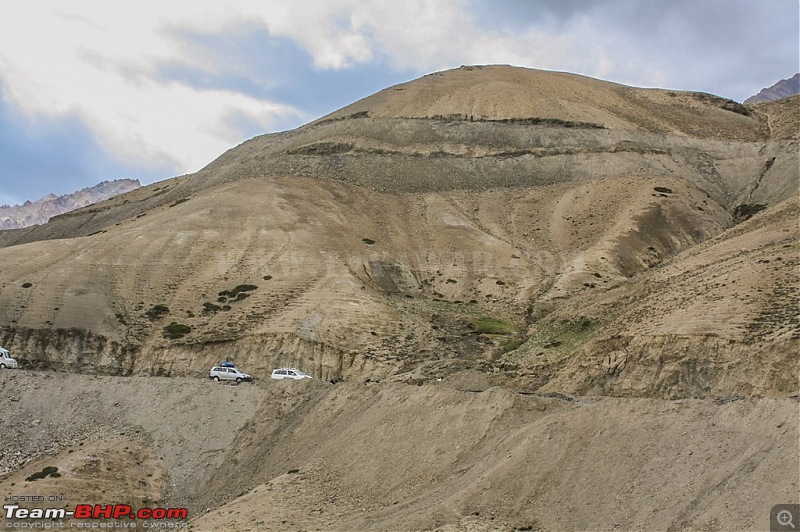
[{"x1": 320, "y1": 65, "x2": 756, "y2": 136}]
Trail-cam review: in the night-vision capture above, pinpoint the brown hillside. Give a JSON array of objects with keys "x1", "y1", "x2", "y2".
[
  {"x1": 321, "y1": 65, "x2": 763, "y2": 140},
  {"x1": 1, "y1": 373, "x2": 796, "y2": 531},
  {"x1": 0, "y1": 65, "x2": 797, "y2": 531},
  {"x1": 0, "y1": 65, "x2": 796, "y2": 399},
  {"x1": 751, "y1": 93, "x2": 800, "y2": 140}
]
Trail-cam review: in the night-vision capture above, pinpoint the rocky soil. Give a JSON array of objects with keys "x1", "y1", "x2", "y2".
[{"x1": 1, "y1": 370, "x2": 797, "y2": 531}]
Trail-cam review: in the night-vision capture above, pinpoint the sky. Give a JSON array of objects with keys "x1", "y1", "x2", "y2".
[{"x1": 0, "y1": 1, "x2": 797, "y2": 206}]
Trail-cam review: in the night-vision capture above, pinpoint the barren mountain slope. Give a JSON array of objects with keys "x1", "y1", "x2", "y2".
[
  {"x1": 1, "y1": 65, "x2": 798, "y2": 532},
  {"x1": 4, "y1": 174, "x2": 793, "y2": 398},
  {"x1": 0, "y1": 67, "x2": 787, "y2": 249},
  {"x1": 753, "y1": 93, "x2": 800, "y2": 141},
  {"x1": 320, "y1": 65, "x2": 761, "y2": 139},
  {"x1": 0, "y1": 65, "x2": 796, "y2": 400},
  {"x1": 1, "y1": 373, "x2": 797, "y2": 531}
]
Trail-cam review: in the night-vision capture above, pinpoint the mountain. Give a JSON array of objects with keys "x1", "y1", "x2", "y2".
[
  {"x1": 744, "y1": 73, "x2": 800, "y2": 104},
  {"x1": 0, "y1": 65, "x2": 794, "y2": 396},
  {"x1": 0, "y1": 66, "x2": 797, "y2": 530},
  {"x1": 0, "y1": 178, "x2": 140, "y2": 229}
]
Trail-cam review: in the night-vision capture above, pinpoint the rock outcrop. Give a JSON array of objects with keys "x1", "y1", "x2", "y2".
[{"x1": 0, "y1": 178, "x2": 140, "y2": 229}]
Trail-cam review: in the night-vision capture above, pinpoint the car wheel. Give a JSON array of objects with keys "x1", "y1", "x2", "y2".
[
  {"x1": 236, "y1": 377, "x2": 242, "y2": 383},
  {"x1": 0, "y1": 363, "x2": 6, "y2": 369},
  {"x1": 212, "y1": 376, "x2": 219, "y2": 381}
]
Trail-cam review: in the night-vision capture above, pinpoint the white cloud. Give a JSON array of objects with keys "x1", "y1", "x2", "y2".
[{"x1": 0, "y1": 1, "x2": 305, "y2": 175}]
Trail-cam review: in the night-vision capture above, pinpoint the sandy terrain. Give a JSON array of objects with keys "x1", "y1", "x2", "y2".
[{"x1": 1, "y1": 370, "x2": 797, "y2": 531}]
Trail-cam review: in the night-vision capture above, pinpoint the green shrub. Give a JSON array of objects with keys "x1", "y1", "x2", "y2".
[
  {"x1": 213, "y1": 284, "x2": 259, "y2": 310},
  {"x1": 203, "y1": 302, "x2": 221, "y2": 313},
  {"x1": 233, "y1": 284, "x2": 258, "y2": 293},
  {"x1": 501, "y1": 338, "x2": 525, "y2": 353},
  {"x1": 733, "y1": 203, "x2": 767, "y2": 222},
  {"x1": 163, "y1": 322, "x2": 191, "y2": 339},
  {"x1": 146, "y1": 304, "x2": 169, "y2": 321},
  {"x1": 26, "y1": 466, "x2": 60, "y2": 482}
]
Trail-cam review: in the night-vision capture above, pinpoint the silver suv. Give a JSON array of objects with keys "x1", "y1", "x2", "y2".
[
  {"x1": 271, "y1": 368, "x2": 313, "y2": 380},
  {"x1": 0, "y1": 348, "x2": 18, "y2": 369},
  {"x1": 209, "y1": 366, "x2": 252, "y2": 383}
]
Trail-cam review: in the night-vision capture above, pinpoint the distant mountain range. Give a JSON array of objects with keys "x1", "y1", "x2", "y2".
[
  {"x1": 744, "y1": 73, "x2": 800, "y2": 104},
  {"x1": 0, "y1": 179, "x2": 141, "y2": 229}
]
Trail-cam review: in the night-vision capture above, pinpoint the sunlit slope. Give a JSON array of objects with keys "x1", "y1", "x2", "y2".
[{"x1": 0, "y1": 65, "x2": 796, "y2": 398}]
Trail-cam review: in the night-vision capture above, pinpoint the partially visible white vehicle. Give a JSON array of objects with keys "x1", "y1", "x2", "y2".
[
  {"x1": 0, "y1": 347, "x2": 18, "y2": 369},
  {"x1": 209, "y1": 366, "x2": 252, "y2": 383},
  {"x1": 271, "y1": 368, "x2": 313, "y2": 380}
]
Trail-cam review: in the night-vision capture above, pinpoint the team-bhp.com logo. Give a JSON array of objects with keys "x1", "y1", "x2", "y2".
[{"x1": 4, "y1": 503, "x2": 187, "y2": 521}]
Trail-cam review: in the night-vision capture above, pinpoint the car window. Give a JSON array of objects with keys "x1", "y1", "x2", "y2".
[{"x1": 288, "y1": 371, "x2": 296, "y2": 376}]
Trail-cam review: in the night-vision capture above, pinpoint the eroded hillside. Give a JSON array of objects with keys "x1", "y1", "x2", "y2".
[
  {"x1": 0, "y1": 65, "x2": 796, "y2": 400},
  {"x1": 1, "y1": 65, "x2": 798, "y2": 532},
  {"x1": 1, "y1": 372, "x2": 797, "y2": 531}
]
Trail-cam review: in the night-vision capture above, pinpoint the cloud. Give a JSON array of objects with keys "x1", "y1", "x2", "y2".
[
  {"x1": 0, "y1": 81, "x2": 172, "y2": 203},
  {"x1": 0, "y1": 2, "x2": 305, "y2": 180},
  {"x1": 467, "y1": 0, "x2": 799, "y2": 99}
]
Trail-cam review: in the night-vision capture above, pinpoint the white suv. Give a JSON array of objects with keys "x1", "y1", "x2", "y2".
[
  {"x1": 209, "y1": 366, "x2": 252, "y2": 383},
  {"x1": 0, "y1": 348, "x2": 18, "y2": 369},
  {"x1": 271, "y1": 368, "x2": 313, "y2": 380}
]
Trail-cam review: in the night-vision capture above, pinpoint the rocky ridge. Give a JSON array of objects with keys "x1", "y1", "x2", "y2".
[
  {"x1": 744, "y1": 73, "x2": 800, "y2": 105},
  {"x1": 0, "y1": 178, "x2": 140, "y2": 229}
]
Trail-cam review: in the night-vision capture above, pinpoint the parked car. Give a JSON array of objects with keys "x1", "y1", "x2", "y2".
[
  {"x1": 0, "y1": 347, "x2": 18, "y2": 369},
  {"x1": 271, "y1": 368, "x2": 313, "y2": 380},
  {"x1": 209, "y1": 366, "x2": 252, "y2": 383}
]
